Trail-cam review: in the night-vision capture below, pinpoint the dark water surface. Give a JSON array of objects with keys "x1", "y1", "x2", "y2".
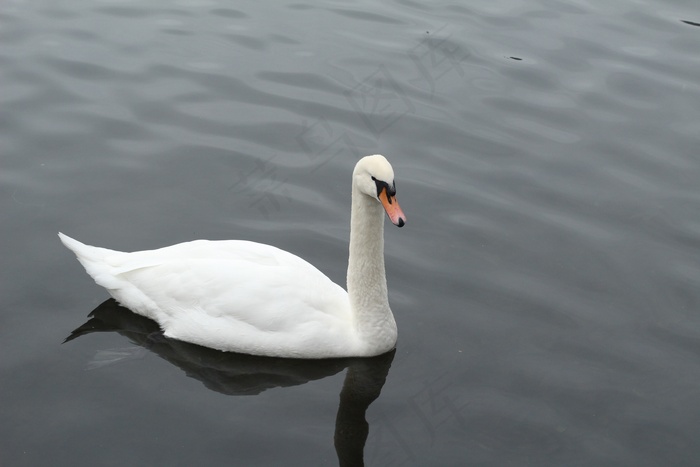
[{"x1": 3, "y1": 0, "x2": 700, "y2": 465}]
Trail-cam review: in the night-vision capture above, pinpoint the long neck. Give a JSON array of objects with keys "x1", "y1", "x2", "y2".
[{"x1": 346, "y1": 185, "x2": 397, "y2": 353}]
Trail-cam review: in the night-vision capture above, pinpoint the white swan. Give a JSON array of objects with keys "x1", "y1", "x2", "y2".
[{"x1": 59, "y1": 155, "x2": 406, "y2": 359}]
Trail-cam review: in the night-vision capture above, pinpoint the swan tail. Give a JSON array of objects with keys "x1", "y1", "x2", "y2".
[
  {"x1": 58, "y1": 232, "x2": 121, "y2": 261},
  {"x1": 58, "y1": 232, "x2": 126, "y2": 289}
]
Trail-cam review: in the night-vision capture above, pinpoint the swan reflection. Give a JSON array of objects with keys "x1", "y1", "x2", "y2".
[{"x1": 66, "y1": 299, "x2": 395, "y2": 465}]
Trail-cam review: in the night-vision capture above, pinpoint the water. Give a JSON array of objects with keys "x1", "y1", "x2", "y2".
[{"x1": 2, "y1": 0, "x2": 700, "y2": 465}]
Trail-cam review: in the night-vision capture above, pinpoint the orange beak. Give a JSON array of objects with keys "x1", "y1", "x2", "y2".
[{"x1": 379, "y1": 187, "x2": 406, "y2": 227}]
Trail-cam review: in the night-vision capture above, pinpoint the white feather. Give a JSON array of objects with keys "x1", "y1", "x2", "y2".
[{"x1": 59, "y1": 155, "x2": 406, "y2": 358}]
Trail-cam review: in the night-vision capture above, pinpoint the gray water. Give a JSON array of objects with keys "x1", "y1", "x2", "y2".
[{"x1": 3, "y1": 0, "x2": 700, "y2": 465}]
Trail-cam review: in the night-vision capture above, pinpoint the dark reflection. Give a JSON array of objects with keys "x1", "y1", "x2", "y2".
[
  {"x1": 681, "y1": 20, "x2": 700, "y2": 27},
  {"x1": 66, "y1": 299, "x2": 395, "y2": 465}
]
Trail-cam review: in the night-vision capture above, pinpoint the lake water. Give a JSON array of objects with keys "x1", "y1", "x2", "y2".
[{"x1": 2, "y1": 0, "x2": 700, "y2": 465}]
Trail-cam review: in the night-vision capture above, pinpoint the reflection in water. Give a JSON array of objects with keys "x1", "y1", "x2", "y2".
[{"x1": 66, "y1": 299, "x2": 395, "y2": 465}]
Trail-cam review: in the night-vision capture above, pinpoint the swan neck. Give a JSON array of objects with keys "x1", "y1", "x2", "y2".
[
  {"x1": 347, "y1": 185, "x2": 396, "y2": 353},
  {"x1": 348, "y1": 188, "x2": 386, "y2": 298}
]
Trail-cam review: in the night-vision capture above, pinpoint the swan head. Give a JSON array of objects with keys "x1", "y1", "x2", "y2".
[{"x1": 353, "y1": 155, "x2": 406, "y2": 227}]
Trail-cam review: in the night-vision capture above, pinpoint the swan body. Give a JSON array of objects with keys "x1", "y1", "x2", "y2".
[{"x1": 60, "y1": 155, "x2": 406, "y2": 359}]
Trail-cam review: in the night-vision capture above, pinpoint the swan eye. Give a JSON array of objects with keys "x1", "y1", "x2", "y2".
[{"x1": 373, "y1": 178, "x2": 396, "y2": 198}]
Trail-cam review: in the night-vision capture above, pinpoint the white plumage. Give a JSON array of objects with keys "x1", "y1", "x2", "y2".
[{"x1": 60, "y1": 155, "x2": 406, "y2": 359}]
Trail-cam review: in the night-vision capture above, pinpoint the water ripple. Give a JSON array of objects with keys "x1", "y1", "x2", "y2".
[{"x1": 4, "y1": 0, "x2": 700, "y2": 465}]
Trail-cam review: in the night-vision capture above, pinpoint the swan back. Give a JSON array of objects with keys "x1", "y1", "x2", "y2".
[{"x1": 59, "y1": 233, "x2": 359, "y2": 358}]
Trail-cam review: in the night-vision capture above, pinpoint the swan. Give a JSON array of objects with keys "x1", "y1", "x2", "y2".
[{"x1": 59, "y1": 154, "x2": 406, "y2": 359}]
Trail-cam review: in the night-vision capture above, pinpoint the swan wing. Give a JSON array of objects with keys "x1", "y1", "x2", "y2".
[{"x1": 63, "y1": 236, "x2": 355, "y2": 357}]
